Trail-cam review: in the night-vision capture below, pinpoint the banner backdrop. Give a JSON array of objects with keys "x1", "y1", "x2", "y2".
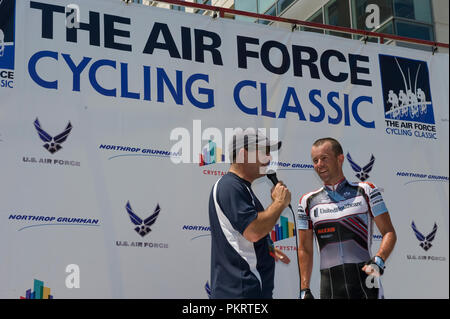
[{"x1": 0, "y1": 0, "x2": 448, "y2": 298}]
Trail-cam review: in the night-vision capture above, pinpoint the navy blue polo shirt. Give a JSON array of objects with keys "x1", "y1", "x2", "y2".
[{"x1": 208, "y1": 172, "x2": 275, "y2": 299}]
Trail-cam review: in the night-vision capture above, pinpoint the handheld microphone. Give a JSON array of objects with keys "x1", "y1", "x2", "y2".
[{"x1": 266, "y1": 170, "x2": 293, "y2": 211}]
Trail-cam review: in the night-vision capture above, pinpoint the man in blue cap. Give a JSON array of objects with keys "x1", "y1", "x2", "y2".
[{"x1": 208, "y1": 128, "x2": 291, "y2": 299}]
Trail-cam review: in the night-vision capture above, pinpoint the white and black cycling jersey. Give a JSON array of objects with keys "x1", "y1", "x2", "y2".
[{"x1": 297, "y1": 178, "x2": 388, "y2": 270}]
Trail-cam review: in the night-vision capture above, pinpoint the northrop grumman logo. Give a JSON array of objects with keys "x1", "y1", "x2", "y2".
[
  {"x1": 346, "y1": 153, "x2": 375, "y2": 182},
  {"x1": 34, "y1": 118, "x2": 72, "y2": 154},
  {"x1": 125, "y1": 201, "x2": 160, "y2": 237},
  {"x1": 411, "y1": 221, "x2": 437, "y2": 251},
  {"x1": 379, "y1": 55, "x2": 437, "y2": 140}
]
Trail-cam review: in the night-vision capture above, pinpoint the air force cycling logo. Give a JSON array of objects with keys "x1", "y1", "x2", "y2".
[
  {"x1": 346, "y1": 153, "x2": 375, "y2": 182},
  {"x1": 34, "y1": 118, "x2": 73, "y2": 154},
  {"x1": 0, "y1": 0, "x2": 15, "y2": 70},
  {"x1": 411, "y1": 221, "x2": 437, "y2": 251},
  {"x1": 379, "y1": 55, "x2": 437, "y2": 139},
  {"x1": 125, "y1": 201, "x2": 160, "y2": 237},
  {"x1": 379, "y1": 55, "x2": 434, "y2": 124},
  {"x1": 0, "y1": 0, "x2": 15, "y2": 89}
]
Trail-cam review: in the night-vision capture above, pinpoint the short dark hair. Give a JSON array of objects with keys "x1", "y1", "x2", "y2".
[
  {"x1": 312, "y1": 137, "x2": 343, "y2": 156},
  {"x1": 230, "y1": 134, "x2": 271, "y2": 163},
  {"x1": 230, "y1": 135, "x2": 253, "y2": 163},
  {"x1": 230, "y1": 143, "x2": 266, "y2": 163}
]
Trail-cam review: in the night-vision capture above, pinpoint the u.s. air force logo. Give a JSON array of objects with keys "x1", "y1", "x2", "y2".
[
  {"x1": 23, "y1": 117, "x2": 80, "y2": 167},
  {"x1": 411, "y1": 221, "x2": 437, "y2": 251},
  {"x1": 346, "y1": 153, "x2": 375, "y2": 182},
  {"x1": 125, "y1": 201, "x2": 161, "y2": 237},
  {"x1": 34, "y1": 118, "x2": 72, "y2": 154},
  {"x1": 116, "y1": 201, "x2": 168, "y2": 249}
]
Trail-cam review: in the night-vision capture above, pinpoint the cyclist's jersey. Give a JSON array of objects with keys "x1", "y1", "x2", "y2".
[{"x1": 297, "y1": 178, "x2": 388, "y2": 299}]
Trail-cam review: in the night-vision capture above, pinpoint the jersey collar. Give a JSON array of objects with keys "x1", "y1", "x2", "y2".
[{"x1": 324, "y1": 177, "x2": 347, "y2": 192}]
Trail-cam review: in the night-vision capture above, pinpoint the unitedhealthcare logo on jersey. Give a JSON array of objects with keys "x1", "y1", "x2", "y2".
[
  {"x1": 116, "y1": 201, "x2": 168, "y2": 249},
  {"x1": 0, "y1": 0, "x2": 15, "y2": 89},
  {"x1": 22, "y1": 118, "x2": 81, "y2": 167},
  {"x1": 379, "y1": 55, "x2": 437, "y2": 140}
]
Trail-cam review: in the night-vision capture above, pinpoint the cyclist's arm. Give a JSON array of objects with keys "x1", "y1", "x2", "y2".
[
  {"x1": 361, "y1": 182, "x2": 397, "y2": 262},
  {"x1": 373, "y1": 212, "x2": 397, "y2": 261},
  {"x1": 298, "y1": 229, "x2": 314, "y2": 289}
]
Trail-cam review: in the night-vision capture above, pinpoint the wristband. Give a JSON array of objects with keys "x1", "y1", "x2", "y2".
[{"x1": 374, "y1": 256, "x2": 385, "y2": 270}]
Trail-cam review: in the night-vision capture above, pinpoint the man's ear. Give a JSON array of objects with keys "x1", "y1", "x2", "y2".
[
  {"x1": 235, "y1": 148, "x2": 246, "y2": 164},
  {"x1": 337, "y1": 153, "x2": 345, "y2": 166}
]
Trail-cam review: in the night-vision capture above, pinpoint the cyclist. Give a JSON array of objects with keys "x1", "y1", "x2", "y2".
[{"x1": 297, "y1": 137, "x2": 396, "y2": 299}]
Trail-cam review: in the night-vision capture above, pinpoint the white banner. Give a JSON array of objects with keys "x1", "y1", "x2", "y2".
[{"x1": 0, "y1": 0, "x2": 448, "y2": 298}]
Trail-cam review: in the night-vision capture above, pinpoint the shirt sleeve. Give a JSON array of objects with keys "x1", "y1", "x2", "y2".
[
  {"x1": 216, "y1": 181, "x2": 258, "y2": 235},
  {"x1": 297, "y1": 194, "x2": 312, "y2": 230},
  {"x1": 361, "y1": 182, "x2": 388, "y2": 217}
]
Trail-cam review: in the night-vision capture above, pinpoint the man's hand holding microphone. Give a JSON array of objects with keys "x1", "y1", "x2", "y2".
[{"x1": 267, "y1": 171, "x2": 316, "y2": 300}]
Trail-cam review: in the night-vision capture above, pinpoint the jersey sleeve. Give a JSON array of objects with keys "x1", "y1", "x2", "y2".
[
  {"x1": 297, "y1": 194, "x2": 312, "y2": 230},
  {"x1": 216, "y1": 181, "x2": 258, "y2": 235},
  {"x1": 360, "y1": 182, "x2": 388, "y2": 217}
]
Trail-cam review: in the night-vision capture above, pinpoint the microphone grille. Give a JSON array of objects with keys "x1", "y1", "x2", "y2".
[{"x1": 266, "y1": 170, "x2": 278, "y2": 185}]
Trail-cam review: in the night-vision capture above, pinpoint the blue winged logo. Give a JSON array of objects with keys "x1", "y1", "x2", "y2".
[
  {"x1": 205, "y1": 281, "x2": 211, "y2": 299},
  {"x1": 346, "y1": 153, "x2": 375, "y2": 182},
  {"x1": 34, "y1": 118, "x2": 72, "y2": 154},
  {"x1": 125, "y1": 201, "x2": 161, "y2": 237},
  {"x1": 411, "y1": 221, "x2": 437, "y2": 251}
]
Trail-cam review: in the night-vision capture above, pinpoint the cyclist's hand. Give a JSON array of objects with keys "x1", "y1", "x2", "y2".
[{"x1": 299, "y1": 288, "x2": 314, "y2": 299}]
